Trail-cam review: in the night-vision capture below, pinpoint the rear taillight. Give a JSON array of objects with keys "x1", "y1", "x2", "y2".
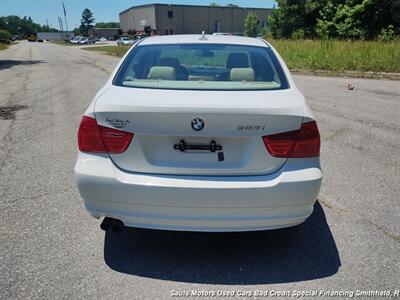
[
  {"x1": 78, "y1": 116, "x2": 133, "y2": 154},
  {"x1": 78, "y1": 116, "x2": 105, "y2": 153},
  {"x1": 262, "y1": 121, "x2": 320, "y2": 158},
  {"x1": 98, "y1": 125, "x2": 133, "y2": 154}
]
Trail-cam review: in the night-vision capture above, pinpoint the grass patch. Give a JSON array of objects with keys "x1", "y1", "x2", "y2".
[
  {"x1": 0, "y1": 42, "x2": 9, "y2": 51},
  {"x1": 270, "y1": 39, "x2": 400, "y2": 73},
  {"x1": 83, "y1": 40, "x2": 400, "y2": 74},
  {"x1": 50, "y1": 40, "x2": 73, "y2": 46},
  {"x1": 82, "y1": 45, "x2": 131, "y2": 57}
]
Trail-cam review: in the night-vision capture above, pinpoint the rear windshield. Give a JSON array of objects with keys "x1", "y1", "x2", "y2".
[{"x1": 113, "y1": 43, "x2": 289, "y2": 90}]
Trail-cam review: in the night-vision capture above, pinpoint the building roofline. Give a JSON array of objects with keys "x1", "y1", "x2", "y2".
[
  {"x1": 119, "y1": 3, "x2": 273, "y2": 15},
  {"x1": 119, "y1": 3, "x2": 156, "y2": 15}
]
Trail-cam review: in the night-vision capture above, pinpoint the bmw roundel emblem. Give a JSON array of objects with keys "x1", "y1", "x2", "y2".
[{"x1": 191, "y1": 118, "x2": 205, "y2": 131}]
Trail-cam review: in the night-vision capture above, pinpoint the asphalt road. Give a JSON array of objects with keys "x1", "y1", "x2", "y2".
[{"x1": 0, "y1": 41, "x2": 399, "y2": 299}]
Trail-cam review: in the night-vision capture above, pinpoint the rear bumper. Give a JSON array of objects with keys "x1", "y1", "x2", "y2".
[{"x1": 74, "y1": 153, "x2": 322, "y2": 232}]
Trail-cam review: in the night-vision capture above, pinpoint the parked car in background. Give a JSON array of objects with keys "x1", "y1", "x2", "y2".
[
  {"x1": 79, "y1": 38, "x2": 96, "y2": 45},
  {"x1": 27, "y1": 34, "x2": 37, "y2": 42},
  {"x1": 75, "y1": 34, "x2": 322, "y2": 233},
  {"x1": 98, "y1": 37, "x2": 107, "y2": 42},
  {"x1": 116, "y1": 36, "x2": 134, "y2": 46},
  {"x1": 78, "y1": 38, "x2": 88, "y2": 45},
  {"x1": 70, "y1": 36, "x2": 82, "y2": 44},
  {"x1": 135, "y1": 34, "x2": 148, "y2": 40}
]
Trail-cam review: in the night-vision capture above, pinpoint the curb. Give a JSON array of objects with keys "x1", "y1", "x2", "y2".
[{"x1": 291, "y1": 69, "x2": 400, "y2": 80}]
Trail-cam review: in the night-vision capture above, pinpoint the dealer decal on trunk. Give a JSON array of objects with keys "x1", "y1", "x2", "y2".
[{"x1": 105, "y1": 118, "x2": 130, "y2": 129}]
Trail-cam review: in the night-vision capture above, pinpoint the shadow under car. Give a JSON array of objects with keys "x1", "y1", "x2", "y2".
[{"x1": 103, "y1": 201, "x2": 340, "y2": 284}]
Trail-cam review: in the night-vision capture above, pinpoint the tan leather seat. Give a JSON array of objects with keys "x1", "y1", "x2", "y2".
[
  {"x1": 148, "y1": 66, "x2": 176, "y2": 80},
  {"x1": 230, "y1": 68, "x2": 255, "y2": 81}
]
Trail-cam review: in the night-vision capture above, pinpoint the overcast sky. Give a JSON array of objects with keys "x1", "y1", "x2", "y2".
[{"x1": 1, "y1": 0, "x2": 276, "y2": 30}]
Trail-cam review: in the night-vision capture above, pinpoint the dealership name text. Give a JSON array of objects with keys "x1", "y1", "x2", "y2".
[{"x1": 171, "y1": 289, "x2": 399, "y2": 298}]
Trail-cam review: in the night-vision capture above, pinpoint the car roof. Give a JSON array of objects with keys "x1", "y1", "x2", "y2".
[{"x1": 139, "y1": 34, "x2": 269, "y2": 47}]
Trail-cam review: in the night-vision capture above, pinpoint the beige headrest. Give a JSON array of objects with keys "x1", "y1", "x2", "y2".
[
  {"x1": 230, "y1": 68, "x2": 255, "y2": 82},
  {"x1": 148, "y1": 66, "x2": 176, "y2": 80}
]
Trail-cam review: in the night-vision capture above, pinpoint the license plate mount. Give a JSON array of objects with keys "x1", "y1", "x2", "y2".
[{"x1": 173, "y1": 140, "x2": 222, "y2": 153}]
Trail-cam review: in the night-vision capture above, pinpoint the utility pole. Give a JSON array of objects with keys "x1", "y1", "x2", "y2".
[
  {"x1": 62, "y1": 1, "x2": 69, "y2": 33},
  {"x1": 58, "y1": 17, "x2": 64, "y2": 40}
]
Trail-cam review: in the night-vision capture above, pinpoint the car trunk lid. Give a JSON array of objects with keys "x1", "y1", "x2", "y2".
[{"x1": 94, "y1": 86, "x2": 304, "y2": 176}]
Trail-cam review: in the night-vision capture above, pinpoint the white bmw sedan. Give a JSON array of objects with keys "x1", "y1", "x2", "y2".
[{"x1": 75, "y1": 34, "x2": 322, "y2": 232}]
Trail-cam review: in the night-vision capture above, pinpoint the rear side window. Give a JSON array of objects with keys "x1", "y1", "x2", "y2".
[{"x1": 114, "y1": 43, "x2": 289, "y2": 91}]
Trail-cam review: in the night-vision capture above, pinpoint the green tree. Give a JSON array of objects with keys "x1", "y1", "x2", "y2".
[
  {"x1": 317, "y1": 0, "x2": 400, "y2": 39},
  {"x1": 39, "y1": 25, "x2": 58, "y2": 33},
  {"x1": 210, "y1": 3, "x2": 239, "y2": 7},
  {"x1": 362, "y1": 0, "x2": 400, "y2": 39},
  {"x1": 73, "y1": 27, "x2": 81, "y2": 36},
  {"x1": 270, "y1": 0, "x2": 400, "y2": 40},
  {"x1": 80, "y1": 8, "x2": 95, "y2": 35},
  {"x1": 244, "y1": 12, "x2": 259, "y2": 37},
  {"x1": 0, "y1": 29, "x2": 11, "y2": 43},
  {"x1": 0, "y1": 17, "x2": 7, "y2": 30},
  {"x1": 268, "y1": 0, "x2": 327, "y2": 39},
  {"x1": 0, "y1": 15, "x2": 58, "y2": 37},
  {"x1": 377, "y1": 25, "x2": 397, "y2": 42},
  {"x1": 317, "y1": 0, "x2": 367, "y2": 39},
  {"x1": 95, "y1": 22, "x2": 120, "y2": 28},
  {"x1": 291, "y1": 28, "x2": 305, "y2": 39},
  {"x1": 261, "y1": 27, "x2": 272, "y2": 39}
]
